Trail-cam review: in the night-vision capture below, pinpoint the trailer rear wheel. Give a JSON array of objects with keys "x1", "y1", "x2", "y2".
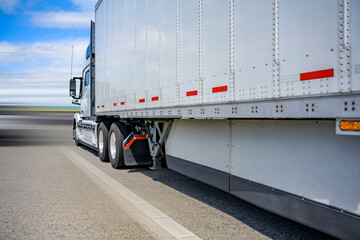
[
  {"x1": 98, "y1": 121, "x2": 110, "y2": 162},
  {"x1": 108, "y1": 122, "x2": 126, "y2": 169}
]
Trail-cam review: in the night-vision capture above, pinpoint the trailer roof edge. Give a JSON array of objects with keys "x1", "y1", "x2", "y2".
[{"x1": 95, "y1": 0, "x2": 103, "y2": 12}]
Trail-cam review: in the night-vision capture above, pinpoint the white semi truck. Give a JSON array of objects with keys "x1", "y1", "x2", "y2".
[{"x1": 69, "y1": 0, "x2": 360, "y2": 238}]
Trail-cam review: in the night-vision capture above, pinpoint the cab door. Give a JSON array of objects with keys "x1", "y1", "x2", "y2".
[{"x1": 80, "y1": 68, "x2": 91, "y2": 117}]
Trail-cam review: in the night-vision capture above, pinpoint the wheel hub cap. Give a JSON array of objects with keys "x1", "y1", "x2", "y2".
[
  {"x1": 99, "y1": 130, "x2": 104, "y2": 153},
  {"x1": 110, "y1": 132, "x2": 116, "y2": 159}
]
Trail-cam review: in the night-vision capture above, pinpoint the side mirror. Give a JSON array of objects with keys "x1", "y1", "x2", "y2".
[
  {"x1": 69, "y1": 77, "x2": 82, "y2": 99},
  {"x1": 69, "y1": 79, "x2": 76, "y2": 97}
]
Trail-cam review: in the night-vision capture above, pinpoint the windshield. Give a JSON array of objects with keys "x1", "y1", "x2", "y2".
[
  {"x1": 86, "y1": 45, "x2": 91, "y2": 59},
  {"x1": 84, "y1": 70, "x2": 89, "y2": 86}
]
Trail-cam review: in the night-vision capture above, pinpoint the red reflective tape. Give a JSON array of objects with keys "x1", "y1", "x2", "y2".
[
  {"x1": 120, "y1": 102, "x2": 125, "y2": 105},
  {"x1": 300, "y1": 68, "x2": 334, "y2": 81},
  {"x1": 152, "y1": 96, "x2": 159, "y2": 101},
  {"x1": 97, "y1": 106, "x2": 100, "y2": 109},
  {"x1": 113, "y1": 103, "x2": 117, "y2": 106},
  {"x1": 186, "y1": 90, "x2": 198, "y2": 96},
  {"x1": 135, "y1": 136, "x2": 147, "y2": 140},
  {"x1": 212, "y1": 85, "x2": 228, "y2": 93},
  {"x1": 101, "y1": 105, "x2": 104, "y2": 108},
  {"x1": 124, "y1": 137, "x2": 135, "y2": 150},
  {"x1": 139, "y1": 99, "x2": 145, "y2": 103}
]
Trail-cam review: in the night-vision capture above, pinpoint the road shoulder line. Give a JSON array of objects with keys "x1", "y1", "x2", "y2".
[{"x1": 62, "y1": 148, "x2": 201, "y2": 240}]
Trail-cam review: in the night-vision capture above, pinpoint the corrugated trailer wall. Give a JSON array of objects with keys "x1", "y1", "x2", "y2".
[
  {"x1": 95, "y1": 0, "x2": 358, "y2": 113},
  {"x1": 234, "y1": 0, "x2": 274, "y2": 101},
  {"x1": 135, "y1": 0, "x2": 147, "y2": 109},
  {"x1": 147, "y1": 0, "x2": 162, "y2": 109},
  {"x1": 94, "y1": 2, "x2": 102, "y2": 111},
  {"x1": 278, "y1": 0, "x2": 339, "y2": 97},
  {"x1": 179, "y1": 0, "x2": 200, "y2": 106},
  {"x1": 117, "y1": 0, "x2": 126, "y2": 109},
  {"x1": 125, "y1": 1, "x2": 136, "y2": 109},
  {"x1": 352, "y1": 0, "x2": 360, "y2": 91},
  {"x1": 202, "y1": 1, "x2": 230, "y2": 104},
  {"x1": 161, "y1": 1, "x2": 177, "y2": 107}
]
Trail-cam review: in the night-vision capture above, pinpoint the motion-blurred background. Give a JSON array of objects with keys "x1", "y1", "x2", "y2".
[{"x1": 0, "y1": 0, "x2": 97, "y2": 144}]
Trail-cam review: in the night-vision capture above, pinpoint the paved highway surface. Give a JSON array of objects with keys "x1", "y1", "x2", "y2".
[{"x1": 0, "y1": 116, "x2": 335, "y2": 239}]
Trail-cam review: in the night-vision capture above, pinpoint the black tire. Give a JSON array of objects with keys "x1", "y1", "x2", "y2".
[
  {"x1": 108, "y1": 122, "x2": 128, "y2": 169},
  {"x1": 73, "y1": 121, "x2": 81, "y2": 146},
  {"x1": 75, "y1": 138, "x2": 81, "y2": 146},
  {"x1": 98, "y1": 121, "x2": 110, "y2": 162}
]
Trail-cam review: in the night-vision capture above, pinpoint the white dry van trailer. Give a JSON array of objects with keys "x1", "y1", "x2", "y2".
[{"x1": 69, "y1": 0, "x2": 360, "y2": 238}]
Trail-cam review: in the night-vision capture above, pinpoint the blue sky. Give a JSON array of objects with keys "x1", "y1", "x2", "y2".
[{"x1": 0, "y1": 0, "x2": 97, "y2": 106}]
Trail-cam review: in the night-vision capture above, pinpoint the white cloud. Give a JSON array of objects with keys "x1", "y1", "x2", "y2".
[
  {"x1": 31, "y1": 11, "x2": 93, "y2": 29},
  {"x1": 29, "y1": 0, "x2": 98, "y2": 29},
  {"x1": 0, "y1": 39, "x2": 89, "y2": 106},
  {"x1": 0, "y1": 40, "x2": 88, "y2": 65},
  {"x1": 0, "y1": 1, "x2": 98, "y2": 105},
  {"x1": 0, "y1": 0, "x2": 19, "y2": 14},
  {"x1": 71, "y1": 0, "x2": 98, "y2": 13}
]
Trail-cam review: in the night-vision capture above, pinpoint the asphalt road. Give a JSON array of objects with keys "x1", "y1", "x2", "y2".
[{"x1": 0, "y1": 118, "x2": 335, "y2": 239}]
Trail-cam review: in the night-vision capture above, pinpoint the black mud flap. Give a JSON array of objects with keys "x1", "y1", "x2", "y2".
[{"x1": 122, "y1": 131, "x2": 152, "y2": 167}]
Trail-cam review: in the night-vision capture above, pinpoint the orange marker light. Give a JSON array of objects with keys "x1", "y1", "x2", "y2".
[{"x1": 339, "y1": 121, "x2": 360, "y2": 131}]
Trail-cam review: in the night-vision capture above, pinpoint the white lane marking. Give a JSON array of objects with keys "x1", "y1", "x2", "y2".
[{"x1": 63, "y1": 148, "x2": 201, "y2": 240}]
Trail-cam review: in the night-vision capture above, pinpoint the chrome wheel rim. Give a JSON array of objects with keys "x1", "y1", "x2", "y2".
[
  {"x1": 99, "y1": 130, "x2": 104, "y2": 153},
  {"x1": 110, "y1": 132, "x2": 116, "y2": 159}
]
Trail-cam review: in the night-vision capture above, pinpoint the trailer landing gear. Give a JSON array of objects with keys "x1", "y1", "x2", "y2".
[
  {"x1": 145, "y1": 121, "x2": 172, "y2": 170},
  {"x1": 150, "y1": 156, "x2": 163, "y2": 170}
]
